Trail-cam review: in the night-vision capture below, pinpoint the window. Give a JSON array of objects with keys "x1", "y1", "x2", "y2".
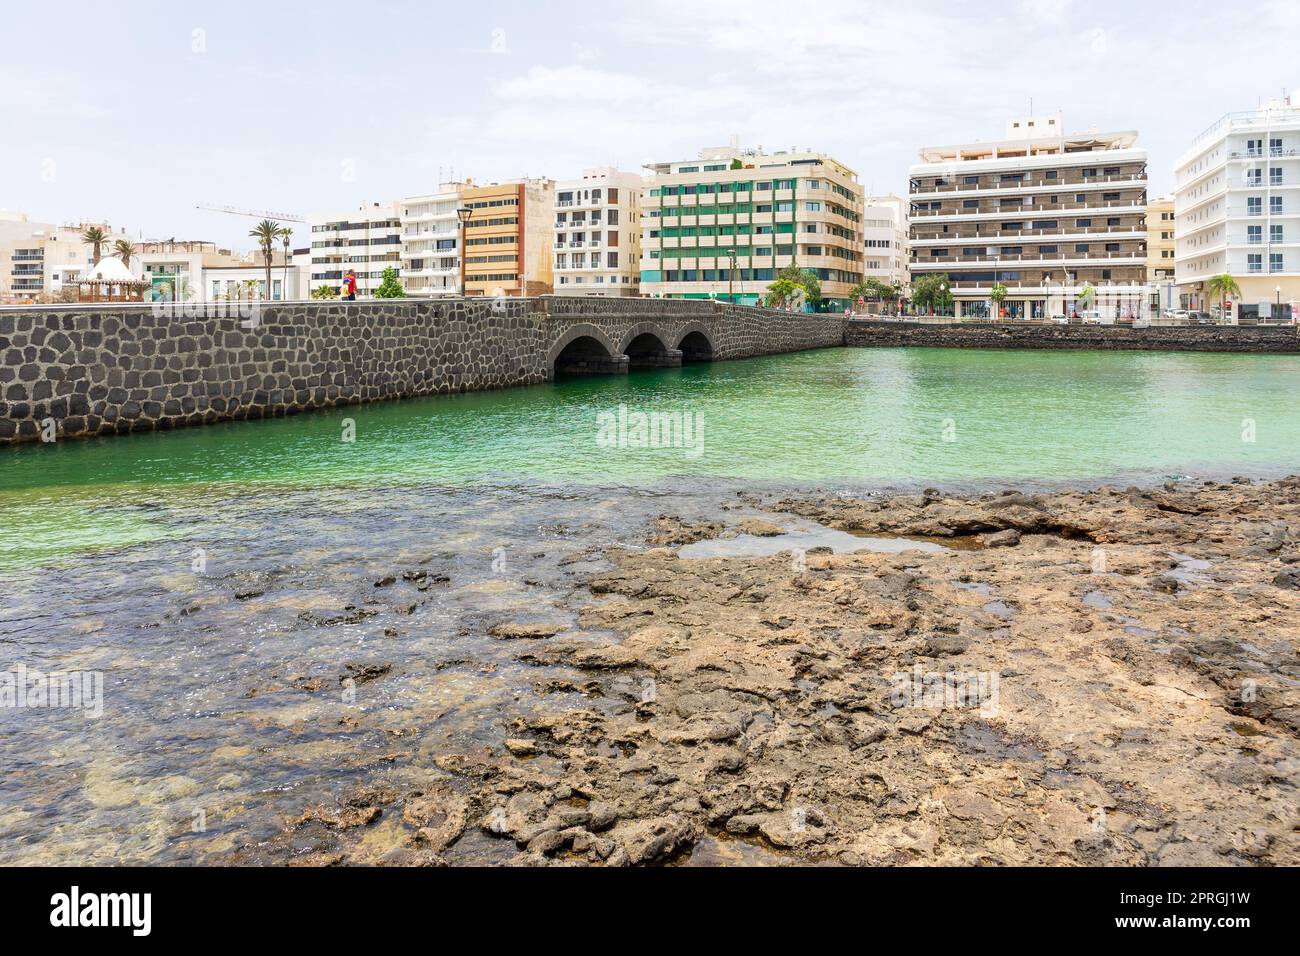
[
  {"x1": 963, "y1": 175, "x2": 979, "y2": 185},
  {"x1": 1034, "y1": 220, "x2": 1058, "y2": 229},
  {"x1": 1107, "y1": 217, "x2": 1120, "y2": 226},
  {"x1": 1075, "y1": 243, "x2": 1089, "y2": 253},
  {"x1": 1246, "y1": 139, "x2": 1262, "y2": 157},
  {"x1": 1104, "y1": 243, "x2": 1120, "y2": 252},
  {"x1": 1001, "y1": 222, "x2": 1024, "y2": 231},
  {"x1": 1271, "y1": 224, "x2": 1284, "y2": 243},
  {"x1": 963, "y1": 199, "x2": 979, "y2": 208},
  {"x1": 1270, "y1": 138, "x2": 1283, "y2": 156},
  {"x1": 1039, "y1": 245, "x2": 1058, "y2": 254},
  {"x1": 1076, "y1": 218, "x2": 1092, "y2": 227},
  {"x1": 1247, "y1": 253, "x2": 1262, "y2": 273},
  {"x1": 1247, "y1": 197, "x2": 1262, "y2": 216},
  {"x1": 1270, "y1": 253, "x2": 1284, "y2": 273},
  {"x1": 1246, "y1": 169, "x2": 1262, "y2": 186},
  {"x1": 1271, "y1": 167, "x2": 1283, "y2": 186},
  {"x1": 1045, "y1": 170, "x2": 1058, "y2": 179},
  {"x1": 1270, "y1": 196, "x2": 1283, "y2": 214},
  {"x1": 1102, "y1": 269, "x2": 1112, "y2": 279},
  {"x1": 1248, "y1": 224, "x2": 1263, "y2": 244},
  {"x1": 1081, "y1": 168, "x2": 1097, "y2": 178},
  {"x1": 1104, "y1": 167, "x2": 1120, "y2": 176}
]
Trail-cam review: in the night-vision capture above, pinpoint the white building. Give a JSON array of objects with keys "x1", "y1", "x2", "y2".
[
  {"x1": 862, "y1": 193, "x2": 910, "y2": 291},
  {"x1": 307, "y1": 202, "x2": 402, "y2": 298},
  {"x1": 1174, "y1": 93, "x2": 1300, "y2": 322},
  {"x1": 553, "y1": 167, "x2": 642, "y2": 296},
  {"x1": 0, "y1": 212, "x2": 125, "y2": 304},
  {"x1": 400, "y1": 184, "x2": 465, "y2": 296},
  {"x1": 909, "y1": 113, "x2": 1151, "y2": 319}
]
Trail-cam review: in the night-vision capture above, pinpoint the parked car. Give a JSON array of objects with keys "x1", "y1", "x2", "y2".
[
  {"x1": 1079, "y1": 311, "x2": 1112, "y2": 325},
  {"x1": 1049, "y1": 314, "x2": 1069, "y2": 325}
]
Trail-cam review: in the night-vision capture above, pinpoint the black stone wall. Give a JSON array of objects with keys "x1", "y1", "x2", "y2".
[
  {"x1": 0, "y1": 297, "x2": 846, "y2": 445},
  {"x1": 845, "y1": 319, "x2": 1300, "y2": 353}
]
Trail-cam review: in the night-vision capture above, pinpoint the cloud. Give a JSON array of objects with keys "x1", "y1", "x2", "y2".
[
  {"x1": 495, "y1": 65, "x2": 671, "y2": 104},
  {"x1": 1020, "y1": 0, "x2": 1074, "y2": 21}
]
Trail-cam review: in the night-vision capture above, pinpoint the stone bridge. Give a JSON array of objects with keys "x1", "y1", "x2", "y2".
[{"x1": 0, "y1": 296, "x2": 847, "y2": 444}]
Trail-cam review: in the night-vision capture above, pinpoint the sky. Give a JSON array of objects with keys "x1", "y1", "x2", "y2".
[{"x1": 5, "y1": 0, "x2": 1299, "y2": 251}]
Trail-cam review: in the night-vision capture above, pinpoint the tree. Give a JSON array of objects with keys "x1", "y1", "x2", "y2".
[
  {"x1": 374, "y1": 267, "x2": 405, "y2": 298},
  {"x1": 767, "y1": 264, "x2": 818, "y2": 311},
  {"x1": 1206, "y1": 273, "x2": 1241, "y2": 322},
  {"x1": 851, "y1": 278, "x2": 900, "y2": 313},
  {"x1": 990, "y1": 282, "x2": 1008, "y2": 318},
  {"x1": 81, "y1": 225, "x2": 111, "y2": 262},
  {"x1": 1077, "y1": 282, "x2": 1096, "y2": 314},
  {"x1": 113, "y1": 238, "x2": 136, "y2": 270},
  {"x1": 311, "y1": 285, "x2": 338, "y2": 300},
  {"x1": 730, "y1": 158, "x2": 743, "y2": 170},
  {"x1": 763, "y1": 278, "x2": 806, "y2": 310},
  {"x1": 279, "y1": 226, "x2": 293, "y2": 301},
  {"x1": 249, "y1": 219, "x2": 282, "y2": 300},
  {"x1": 911, "y1": 273, "x2": 952, "y2": 315}
]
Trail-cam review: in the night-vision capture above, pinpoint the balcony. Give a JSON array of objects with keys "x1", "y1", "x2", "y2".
[
  {"x1": 911, "y1": 197, "x2": 1145, "y2": 219},
  {"x1": 910, "y1": 171, "x2": 1146, "y2": 197},
  {"x1": 911, "y1": 223, "x2": 1144, "y2": 244}
]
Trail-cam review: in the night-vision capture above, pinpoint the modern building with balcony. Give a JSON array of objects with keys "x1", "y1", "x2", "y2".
[
  {"x1": 400, "y1": 184, "x2": 466, "y2": 297},
  {"x1": 460, "y1": 178, "x2": 554, "y2": 298},
  {"x1": 307, "y1": 202, "x2": 403, "y2": 298},
  {"x1": 1173, "y1": 93, "x2": 1300, "y2": 322},
  {"x1": 640, "y1": 145, "x2": 865, "y2": 310},
  {"x1": 862, "y1": 193, "x2": 910, "y2": 292},
  {"x1": 908, "y1": 113, "x2": 1149, "y2": 319},
  {"x1": 1147, "y1": 195, "x2": 1177, "y2": 313},
  {"x1": 553, "y1": 167, "x2": 643, "y2": 296}
]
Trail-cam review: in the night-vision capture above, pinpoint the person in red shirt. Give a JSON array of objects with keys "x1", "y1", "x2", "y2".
[{"x1": 343, "y1": 270, "x2": 358, "y2": 300}]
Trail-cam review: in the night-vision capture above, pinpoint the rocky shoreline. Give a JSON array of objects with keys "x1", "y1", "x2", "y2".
[{"x1": 222, "y1": 478, "x2": 1300, "y2": 866}]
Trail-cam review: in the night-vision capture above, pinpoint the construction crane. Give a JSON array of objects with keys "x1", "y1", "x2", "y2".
[{"x1": 195, "y1": 203, "x2": 306, "y2": 223}]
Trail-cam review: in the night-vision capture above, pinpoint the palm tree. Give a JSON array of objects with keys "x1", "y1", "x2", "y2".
[
  {"x1": 249, "y1": 219, "x2": 281, "y2": 300},
  {"x1": 278, "y1": 226, "x2": 293, "y2": 301},
  {"x1": 113, "y1": 238, "x2": 136, "y2": 271},
  {"x1": 1206, "y1": 273, "x2": 1241, "y2": 323},
  {"x1": 81, "y1": 225, "x2": 111, "y2": 263}
]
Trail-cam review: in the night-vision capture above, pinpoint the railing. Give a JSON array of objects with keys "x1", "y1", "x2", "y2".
[
  {"x1": 913, "y1": 250, "x2": 1144, "y2": 264},
  {"x1": 910, "y1": 172, "x2": 1145, "y2": 195},
  {"x1": 911, "y1": 224, "x2": 1145, "y2": 243},
  {"x1": 911, "y1": 198, "x2": 1145, "y2": 218}
]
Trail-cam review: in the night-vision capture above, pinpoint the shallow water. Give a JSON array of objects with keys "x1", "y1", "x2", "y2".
[{"x1": 3, "y1": 346, "x2": 1300, "y2": 863}]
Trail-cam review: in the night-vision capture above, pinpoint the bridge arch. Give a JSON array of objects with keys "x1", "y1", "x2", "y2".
[
  {"x1": 674, "y1": 323, "x2": 716, "y2": 363},
  {"x1": 548, "y1": 324, "x2": 626, "y2": 377},
  {"x1": 618, "y1": 322, "x2": 682, "y2": 369}
]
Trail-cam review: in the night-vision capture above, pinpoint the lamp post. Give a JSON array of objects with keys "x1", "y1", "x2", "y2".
[
  {"x1": 728, "y1": 248, "x2": 736, "y2": 304},
  {"x1": 1277, "y1": 285, "x2": 1283, "y2": 323},
  {"x1": 456, "y1": 205, "x2": 473, "y2": 296}
]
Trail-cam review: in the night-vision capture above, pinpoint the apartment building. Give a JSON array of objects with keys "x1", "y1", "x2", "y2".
[
  {"x1": 0, "y1": 211, "x2": 125, "y2": 304},
  {"x1": 1174, "y1": 94, "x2": 1300, "y2": 322},
  {"x1": 400, "y1": 184, "x2": 465, "y2": 296},
  {"x1": 1146, "y1": 195, "x2": 1177, "y2": 313},
  {"x1": 909, "y1": 113, "x2": 1149, "y2": 319},
  {"x1": 640, "y1": 145, "x2": 865, "y2": 310},
  {"x1": 461, "y1": 178, "x2": 554, "y2": 297},
  {"x1": 862, "y1": 194, "x2": 910, "y2": 289},
  {"x1": 553, "y1": 167, "x2": 643, "y2": 296},
  {"x1": 307, "y1": 202, "x2": 402, "y2": 297}
]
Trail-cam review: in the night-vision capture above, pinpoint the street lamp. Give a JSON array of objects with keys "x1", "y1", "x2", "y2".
[
  {"x1": 727, "y1": 248, "x2": 736, "y2": 304},
  {"x1": 456, "y1": 205, "x2": 473, "y2": 296},
  {"x1": 1277, "y1": 285, "x2": 1283, "y2": 323}
]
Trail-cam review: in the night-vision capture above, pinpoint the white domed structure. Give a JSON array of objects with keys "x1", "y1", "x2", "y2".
[
  {"x1": 85, "y1": 257, "x2": 135, "y2": 282},
  {"x1": 73, "y1": 256, "x2": 149, "y2": 302}
]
